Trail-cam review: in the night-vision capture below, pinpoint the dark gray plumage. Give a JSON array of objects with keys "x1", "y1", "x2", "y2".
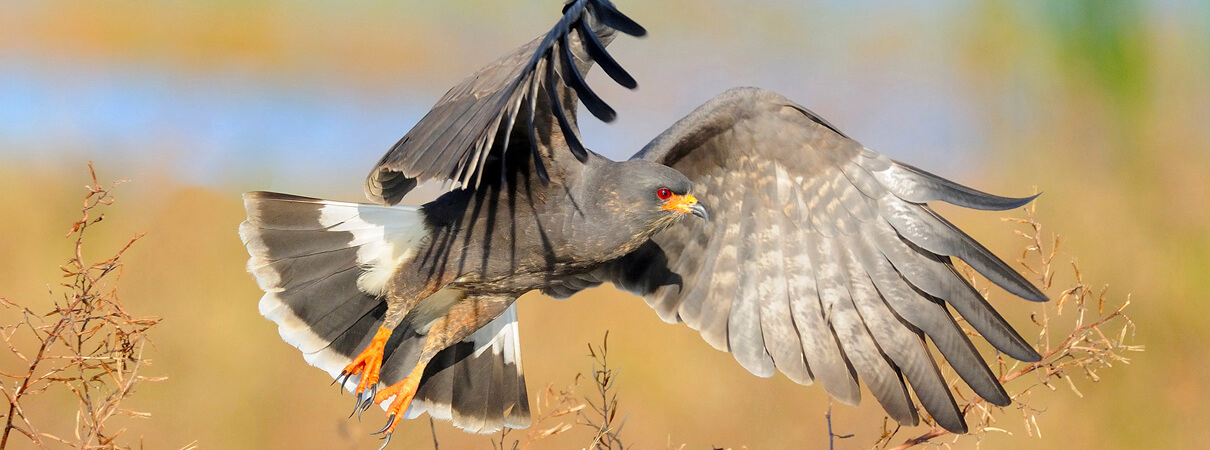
[
  {"x1": 366, "y1": 0, "x2": 645, "y2": 205},
  {"x1": 240, "y1": 0, "x2": 1046, "y2": 443},
  {"x1": 243, "y1": 0, "x2": 677, "y2": 441}
]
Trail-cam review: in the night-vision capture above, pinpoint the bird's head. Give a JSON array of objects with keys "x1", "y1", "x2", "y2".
[{"x1": 599, "y1": 160, "x2": 708, "y2": 236}]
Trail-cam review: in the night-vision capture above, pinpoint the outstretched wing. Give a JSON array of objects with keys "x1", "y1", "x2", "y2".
[
  {"x1": 617, "y1": 87, "x2": 1046, "y2": 433},
  {"x1": 366, "y1": 0, "x2": 646, "y2": 205}
]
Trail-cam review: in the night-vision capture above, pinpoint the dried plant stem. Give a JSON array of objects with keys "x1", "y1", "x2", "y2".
[
  {"x1": 514, "y1": 379, "x2": 584, "y2": 448},
  {"x1": 0, "y1": 163, "x2": 175, "y2": 449},
  {"x1": 491, "y1": 331, "x2": 629, "y2": 450},
  {"x1": 429, "y1": 416, "x2": 439, "y2": 450},
  {"x1": 580, "y1": 331, "x2": 628, "y2": 450},
  {"x1": 875, "y1": 202, "x2": 1140, "y2": 449},
  {"x1": 0, "y1": 316, "x2": 58, "y2": 448},
  {"x1": 884, "y1": 301, "x2": 1131, "y2": 450},
  {"x1": 826, "y1": 402, "x2": 853, "y2": 450}
]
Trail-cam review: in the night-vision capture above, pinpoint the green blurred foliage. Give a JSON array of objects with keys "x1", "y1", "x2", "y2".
[{"x1": 1045, "y1": 0, "x2": 1150, "y2": 110}]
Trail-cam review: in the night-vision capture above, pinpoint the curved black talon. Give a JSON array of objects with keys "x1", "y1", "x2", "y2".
[
  {"x1": 372, "y1": 414, "x2": 396, "y2": 435},
  {"x1": 350, "y1": 389, "x2": 374, "y2": 419},
  {"x1": 349, "y1": 393, "x2": 362, "y2": 418},
  {"x1": 333, "y1": 370, "x2": 352, "y2": 391},
  {"x1": 359, "y1": 396, "x2": 373, "y2": 417},
  {"x1": 357, "y1": 385, "x2": 377, "y2": 420},
  {"x1": 375, "y1": 432, "x2": 392, "y2": 450}
]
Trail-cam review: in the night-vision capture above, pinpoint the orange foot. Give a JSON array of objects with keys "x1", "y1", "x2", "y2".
[
  {"x1": 369, "y1": 368, "x2": 425, "y2": 446},
  {"x1": 334, "y1": 326, "x2": 392, "y2": 418}
]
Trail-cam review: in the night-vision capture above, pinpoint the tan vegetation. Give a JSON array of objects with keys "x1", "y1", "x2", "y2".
[
  {"x1": 874, "y1": 205, "x2": 1140, "y2": 449},
  {"x1": 0, "y1": 165, "x2": 187, "y2": 449}
]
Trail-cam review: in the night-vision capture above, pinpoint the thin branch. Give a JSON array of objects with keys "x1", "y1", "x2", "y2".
[
  {"x1": 879, "y1": 203, "x2": 1140, "y2": 449},
  {"x1": 0, "y1": 163, "x2": 174, "y2": 450},
  {"x1": 429, "y1": 416, "x2": 439, "y2": 450}
]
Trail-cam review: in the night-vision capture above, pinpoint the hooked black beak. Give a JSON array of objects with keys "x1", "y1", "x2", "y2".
[{"x1": 690, "y1": 202, "x2": 709, "y2": 222}]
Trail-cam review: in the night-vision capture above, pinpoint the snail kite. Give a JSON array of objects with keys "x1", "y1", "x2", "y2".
[{"x1": 239, "y1": 0, "x2": 1047, "y2": 444}]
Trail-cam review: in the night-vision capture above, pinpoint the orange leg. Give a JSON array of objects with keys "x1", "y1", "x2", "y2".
[
  {"x1": 336, "y1": 326, "x2": 392, "y2": 414},
  {"x1": 369, "y1": 359, "x2": 429, "y2": 437},
  {"x1": 366, "y1": 294, "x2": 514, "y2": 444}
]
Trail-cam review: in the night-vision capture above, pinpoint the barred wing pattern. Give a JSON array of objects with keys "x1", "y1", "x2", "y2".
[
  {"x1": 366, "y1": 0, "x2": 645, "y2": 205},
  {"x1": 619, "y1": 87, "x2": 1046, "y2": 433}
]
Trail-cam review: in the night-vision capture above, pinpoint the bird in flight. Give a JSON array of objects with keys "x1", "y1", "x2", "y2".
[{"x1": 240, "y1": 0, "x2": 1047, "y2": 446}]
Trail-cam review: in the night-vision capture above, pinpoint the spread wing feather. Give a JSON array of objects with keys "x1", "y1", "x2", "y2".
[
  {"x1": 591, "y1": 87, "x2": 1046, "y2": 433},
  {"x1": 365, "y1": 0, "x2": 645, "y2": 205},
  {"x1": 809, "y1": 226, "x2": 918, "y2": 425},
  {"x1": 730, "y1": 188, "x2": 775, "y2": 376},
  {"x1": 754, "y1": 165, "x2": 810, "y2": 385}
]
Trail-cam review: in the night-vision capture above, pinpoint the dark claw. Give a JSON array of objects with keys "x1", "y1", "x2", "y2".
[
  {"x1": 350, "y1": 389, "x2": 373, "y2": 419},
  {"x1": 372, "y1": 414, "x2": 397, "y2": 435},
  {"x1": 357, "y1": 385, "x2": 377, "y2": 420},
  {"x1": 333, "y1": 370, "x2": 352, "y2": 391},
  {"x1": 375, "y1": 432, "x2": 392, "y2": 450},
  {"x1": 349, "y1": 392, "x2": 363, "y2": 418},
  {"x1": 350, "y1": 388, "x2": 371, "y2": 418}
]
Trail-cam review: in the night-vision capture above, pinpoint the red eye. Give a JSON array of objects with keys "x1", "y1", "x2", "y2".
[{"x1": 656, "y1": 188, "x2": 673, "y2": 200}]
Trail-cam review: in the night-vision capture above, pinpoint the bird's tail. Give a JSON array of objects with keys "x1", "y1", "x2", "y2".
[{"x1": 239, "y1": 191, "x2": 530, "y2": 433}]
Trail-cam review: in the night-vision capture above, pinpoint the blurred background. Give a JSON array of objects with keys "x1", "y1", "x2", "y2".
[{"x1": 0, "y1": 0, "x2": 1206, "y2": 448}]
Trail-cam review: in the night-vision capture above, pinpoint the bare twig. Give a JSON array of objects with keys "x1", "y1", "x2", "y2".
[
  {"x1": 579, "y1": 331, "x2": 629, "y2": 450},
  {"x1": 491, "y1": 331, "x2": 630, "y2": 449},
  {"x1": 0, "y1": 163, "x2": 175, "y2": 449},
  {"x1": 826, "y1": 402, "x2": 853, "y2": 450},
  {"x1": 875, "y1": 202, "x2": 1141, "y2": 449},
  {"x1": 429, "y1": 416, "x2": 439, "y2": 450}
]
